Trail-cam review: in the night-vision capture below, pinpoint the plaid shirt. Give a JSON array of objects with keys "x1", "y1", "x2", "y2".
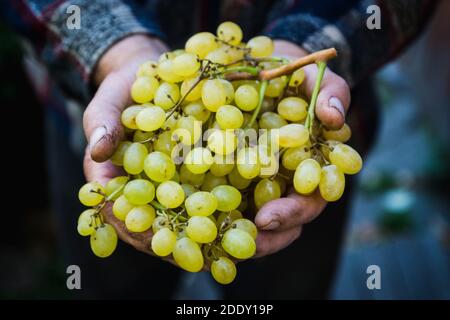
[{"x1": 0, "y1": 0, "x2": 438, "y2": 154}]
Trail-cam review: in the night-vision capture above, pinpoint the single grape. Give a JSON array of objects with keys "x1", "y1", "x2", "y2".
[
  {"x1": 219, "y1": 79, "x2": 235, "y2": 104},
  {"x1": 205, "y1": 48, "x2": 230, "y2": 65},
  {"x1": 173, "y1": 237, "x2": 204, "y2": 272},
  {"x1": 185, "y1": 147, "x2": 214, "y2": 174},
  {"x1": 156, "y1": 181, "x2": 185, "y2": 208},
  {"x1": 247, "y1": 36, "x2": 273, "y2": 58},
  {"x1": 135, "y1": 106, "x2": 166, "y2": 132},
  {"x1": 110, "y1": 141, "x2": 132, "y2": 166},
  {"x1": 211, "y1": 185, "x2": 241, "y2": 212},
  {"x1": 185, "y1": 32, "x2": 219, "y2": 59},
  {"x1": 180, "y1": 78, "x2": 205, "y2": 102},
  {"x1": 123, "y1": 179, "x2": 155, "y2": 205},
  {"x1": 90, "y1": 224, "x2": 117, "y2": 258},
  {"x1": 279, "y1": 124, "x2": 309, "y2": 148},
  {"x1": 211, "y1": 256, "x2": 237, "y2": 285},
  {"x1": 329, "y1": 144, "x2": 363, "y2": 175},
  {"x1": 163, "y1": 111, "x2": 180, "y2": 131},
  {"x1": 201, "y1": 79, "x2": 226, "y2": 112},
  {"x1": 182, "y1": 100, "x2": 211, "y2": 123},
  {"x1": 234, "y1": 85, "x2": 259, "y2": 111},
  {"x1": 144, "y1": 151, "x2": 176, "y2": 182},
  {"x1": 105, "y1": 176, "x2": 128, "y2": 200},
  {"x1": 293, "y1": 159, "x2": 321, "y2": 194},
  {"x1": 78, "y1": 182, "x2": 105, "y2": 206},
  {"x1": 152, "y1": 215, "x2": 170, "y2": 234},
  {"x1": 77, "y1": 209, "x2": 97, "y2": 236},
  {"x1": 172, "y1": 53, "x2": 200, "y2": 77},
  {"x1": 277, "y1": 97, "x2": 308, "y2": 122},
  {"x1": 131, "y1": 76, "x2": 159, "y2": 103},
  {"x1": 259, "y1": 112, "x2": 288, "y2": 129},
  {"x1": 254, "y1": 178, "x2": 281, "y2": 209},
  {"x1": 236, "y1": 147, "x2": 260, "y2": 179},
  {"x1": 185, "y1": 191, "x2": 218, "y2": 216},
  {"x1": 281, "y1": 144, "x2": 312, "y2": 170},
  {"x1": 121, "y1": 105, "x2": 145, "y2": 129},
  {"x1": 154, "y1": 82, "x2": 180, "y2": 110},
  {"x1": 319, "y1": 165, "x2": 346, "y2": 202},
  {"x1": 216, "y1": 105, "x2": 243, "y2": 129},
  {"x1": 322, "y1": 123, "x2": 352, "y2": 143},
  {"x1": 217, "y1": 21, "x2": 243, "y2": 45},
  {"x1": 136, "y1": 60, "x2": 158, "y2": 78},
  {"x1": 265, "y1": 77, "x2": 286, "y2": 98},
  {"x1": 207, "y1": 129, "x2": 237, "y2": 155},
  {"x1": 125, "y1": 205, "x2": 155, "y2": 232},
  {"x1": 288, "y1": 68, "x2": 305, "y2": 87},
  {"x1": 186, "y1": 216, "x2": 218, "y2": 243},
  {"x1": 151, "y1": 227, "x2": 177, "y2": 256},
  {"x1": 157, "y1": 59, "x2": 183, "y2": 83},
  {"x1": 221, "y1": 228, "x2": 255, "y2": 259},
  {"x1": 112, "y1": 194, "x2": 134, "y2": 221},
  {"x1": 227, "y1": 166, "x2": 252, "y2": 190},
  {"x1": 123, "y1": 142, "x2": 148, "y2": 175},
  {"x1": 179, "y1": 164, "x2": 205, "y2": 187},
  {"x1": 232, "y1": 218, "x2": 257, "y2": 239},
  {"x1": 201, "y1": 172, "x2": 228, "y2": 192},
  {"x1": 153, "y1": 131, "x2": 176, "y2": 156}
]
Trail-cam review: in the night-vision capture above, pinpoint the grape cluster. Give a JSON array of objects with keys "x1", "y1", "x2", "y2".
[{"x1": 77, "y1": 21, "x2": 362, "y2": 285}]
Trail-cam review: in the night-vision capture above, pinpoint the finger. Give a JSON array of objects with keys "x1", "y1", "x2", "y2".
[
  {"x1": 83, "y1": 72, "x2": 132, "y2": 162},
  {"x1": 254, "y1": 227, "x2": 302, "y2": 258},
  {"x1": 301, "y1": 64, "x2": 351, "y2": 130},
  {"x1": 254, "y1": 190, "x2": 327, "y2": 231}
]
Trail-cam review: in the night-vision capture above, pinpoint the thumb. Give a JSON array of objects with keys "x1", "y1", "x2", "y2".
[
  {"x1": 301, "y1": 64, "x2": 351, "y2": 130},
  {"x1": 83, "y1": 72, "x2": 132, "y2": 162}
]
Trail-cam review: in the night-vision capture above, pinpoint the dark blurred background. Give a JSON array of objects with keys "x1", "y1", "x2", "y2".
[{"x1": 0, "y1": 2, "x2": 449, "y2": 300}]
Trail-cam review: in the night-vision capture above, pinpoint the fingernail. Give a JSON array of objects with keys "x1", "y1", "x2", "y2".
[
  {"x1": 89, "y1": 127, "x2": 106, "y2": 153},
  {"x1": 329, "y1": 97, "x2": 345, "y2": 119},
  {"x1": 262, "y1": 220, "x2": 280, "y2": 230}
]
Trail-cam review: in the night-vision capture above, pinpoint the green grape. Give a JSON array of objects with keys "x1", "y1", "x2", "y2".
[
  {"x1": 136, "y1": 60, "x2": 158, "y2": 78},
  {"x1": 156, "y1": 181, "x2": 185, "y2": 208},
  {"x1": 226, "y1": 43, "x2": 246, "y2": 62},
  {"x1": 181, "y1": 183, "x2": 197, "y2": 197},
  {"x1": 152, "y1": 215, "x2": 170, "y2": 234},
  {"x1": 281, "y1": 144, "x2": 312, "y2": 170},
  {"x1": 319, "y1": 165, "x2": 345, "y2": 202},
  {"x1": 105, "y1": 176, "x2": 128, "y2": 200},
  {"x1": 123, "y1": 142, "x2": 148, "y2": 175},
  {"x1": 221, "y1": 228, "x2": 255, "y2": 259},
  {"x1": 158, "y1": 52, "x2": 175, "y2": 62},
  {"x1": 185, "y1": 147, "x2": 214, "y2": 174},
  {"x1": 131, "y1": 76, "x2": 159, "y2": 103},
  {"x1": 211, "y1": 256, "x2": 237, "y2": 285},
  {"x1": 185, "y1": 32, "x2": 219, "y2": 59},
  {"x1": 274, "y1": 176, "x2": 287, "y2": 195},
  {"x1": 205, "y1": 48, "x2": 230, "y2": 65},
  {"x1": 163, "y1": 111, "x2": 180, "y2": 131},
  {"x1": 216, "y1": 210, "x2": 243, "y2": 227},
  {"x1": 265, "y1": 77, "x2": 286, "y2": 98},
  {"x1": 111, "y1": 141, "x2": 131, "y2": 166},
  {"x1": 219, "y1": 79, "x2": 235, "y2": 104},
  {"x1": 144, "y1": 151, "x2": 176, "y2": 182},
  {"x1": 154, "y1": 82, "x2": 180, "y2": 110},
  {"x1": 237, "y1": 147, "x2": 260, "y2": 179},
  {"x1": 207, "y1": 129, "x2": 237, "y2": 155},
  {"x1": 216, "y1": 105, "x2": 243, "y2": 129},
  {"x1": 277, "y1": 97, "x2": 308, "y2": 122},
  {"x1": 186, "y1": 216, "x2": 218, "y2": 243},
  {"x1": 112, "y1": 194, "x2": 134, "y2": 221},
  {"x1": 133, "y1": 130, "x2": 154, "y2": 143},
  {"x1": 288, "y1": 68, "x2": 305, "y2": 87},
  {"x1": 247, "y1": 36, "x2": 273, "y2": 58},
  {"x1": 172, "y1": 115, "x2": 202, "y2": 145},
  {"x1": 227, "y1": 166, "x2": 252, "y2": 190},
  {"x1": 293, "y1": 159, "x2": 321, "y2": 194},
  {"x1": 210, "y1": 154, "x2": 235, "y2": 177},
  {"x1": 90, "y1": 224, "x2": 117, "y2": 258},
  {"x1": 173, "y1": 237, "x2": 204, "y2": 272},
  {"x1": 211, "y1": 185, "x2": 241, "y2": 212},
  {"x1": 124, "y1": 179, "x2": 155, "y2": 205},
  {"x1": 170, "y1": 170, "x2": 180, "y2": 183},
  {"x1": 77, "y1": 209, "x2": 97, "y2": 236},
  {"x1": 182, "y1": 100, "x2": 210, "y2": 123},
  {"x1": 151, "y1": 227, "x2": 177, "y2": 256},
  {"x1": 260, "y1": 97, "x2": 276, "y2": 114},
  {"x1": 125, "y1": 205, "x2": 155, "y2": 232},
  {"x1": 235, "y1": 85, "x2": 259, "y2": 111},
  {"x1": 121, "y1": 105, "x2": 145, "y2": 130},
  {"x1": 329, "y1": 144, "x2": 363, "y2": 175},
  {"x1": 172, "y1": 53, "x2": 200, "y2": 77},
  {"x1": 181, "y1": 78, "x2": 205, "y2": 102},
  {"x1": 279, "y1": 124, "x2": 309, "y2": 148},
  {"x1": 153, "y1": 131, "x2": 176, "y2": 156},
  {"x1": 259, "y1": 112, "x2": 288, "y2": 129},
  {"x1": 322, "y1": 123, "x2": 352, "y2": 143},
  {"x1": 254, "y1": 178, "x2": 281, "y2": 209},
  {"x1": 237, "y1": 196, "x2": 248, "y2": 212},
  {"x1": 157, "y1": 59, "x2": 183, "y2": 83},
  {"x1": 217, "y1": 21, "x2": 242, "y2": 45},
  {"x1": 232, "y1": 218, "x2": 257, "y2": 239},
  {"x1": 135, "y1": 106, "x2": 166, "y2": 132},
  {"x1": 201, "y1": 172, "x2": 228, "y2": 192},
  {"x1": 201, "y1": 79, "x2": 227, "y2": 112},
  {"x1": 79, "y1": 182, "x2": 105, "y2": 206},
  {"x1": 185, "y1": 191, "x2": 218, "y2": 217},
  {"x1": 320, "y1": 140, "x2": 341, "y2": 160},
  {"x1": 179, "y1": 164, "x2": 205, "y2": 187}
]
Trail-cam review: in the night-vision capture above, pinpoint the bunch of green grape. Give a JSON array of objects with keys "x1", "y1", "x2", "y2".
[{"x1": 77, "y1": 21, "x2": 362, "y2": 285}]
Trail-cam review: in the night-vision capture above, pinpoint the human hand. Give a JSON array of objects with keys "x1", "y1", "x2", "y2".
[{"x1": 253, "y1": 40, "x2": 351, "y2": 257}]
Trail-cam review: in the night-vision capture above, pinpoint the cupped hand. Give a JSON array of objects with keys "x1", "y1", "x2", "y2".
[{"x1": 253, "y1": 40, "x2": 351, "y2": 257}]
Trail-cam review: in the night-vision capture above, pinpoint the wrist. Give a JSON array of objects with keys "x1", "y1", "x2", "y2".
[{"x1": 94, "y1": 34, "x2": 168, "y2": 85}]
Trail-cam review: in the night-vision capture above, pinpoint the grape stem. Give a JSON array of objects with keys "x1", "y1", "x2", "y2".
[
  {"x1": 305, "y1": 61, "x2": 327, "y2": 134},
  {"x1": 246, "y1": 80, "x2": 268, "y2": 129}
]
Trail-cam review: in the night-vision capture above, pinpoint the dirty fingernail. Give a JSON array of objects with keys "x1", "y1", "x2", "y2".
[
  {"x1": 329, "y1": 96, "x2": 345, "y2": 119},
  {"x1": 89, "y1": 126, "x2": 106, "y2": 153},
  {"x1": 262, "y1": 220, "x2": 281, "y2": 230}
]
